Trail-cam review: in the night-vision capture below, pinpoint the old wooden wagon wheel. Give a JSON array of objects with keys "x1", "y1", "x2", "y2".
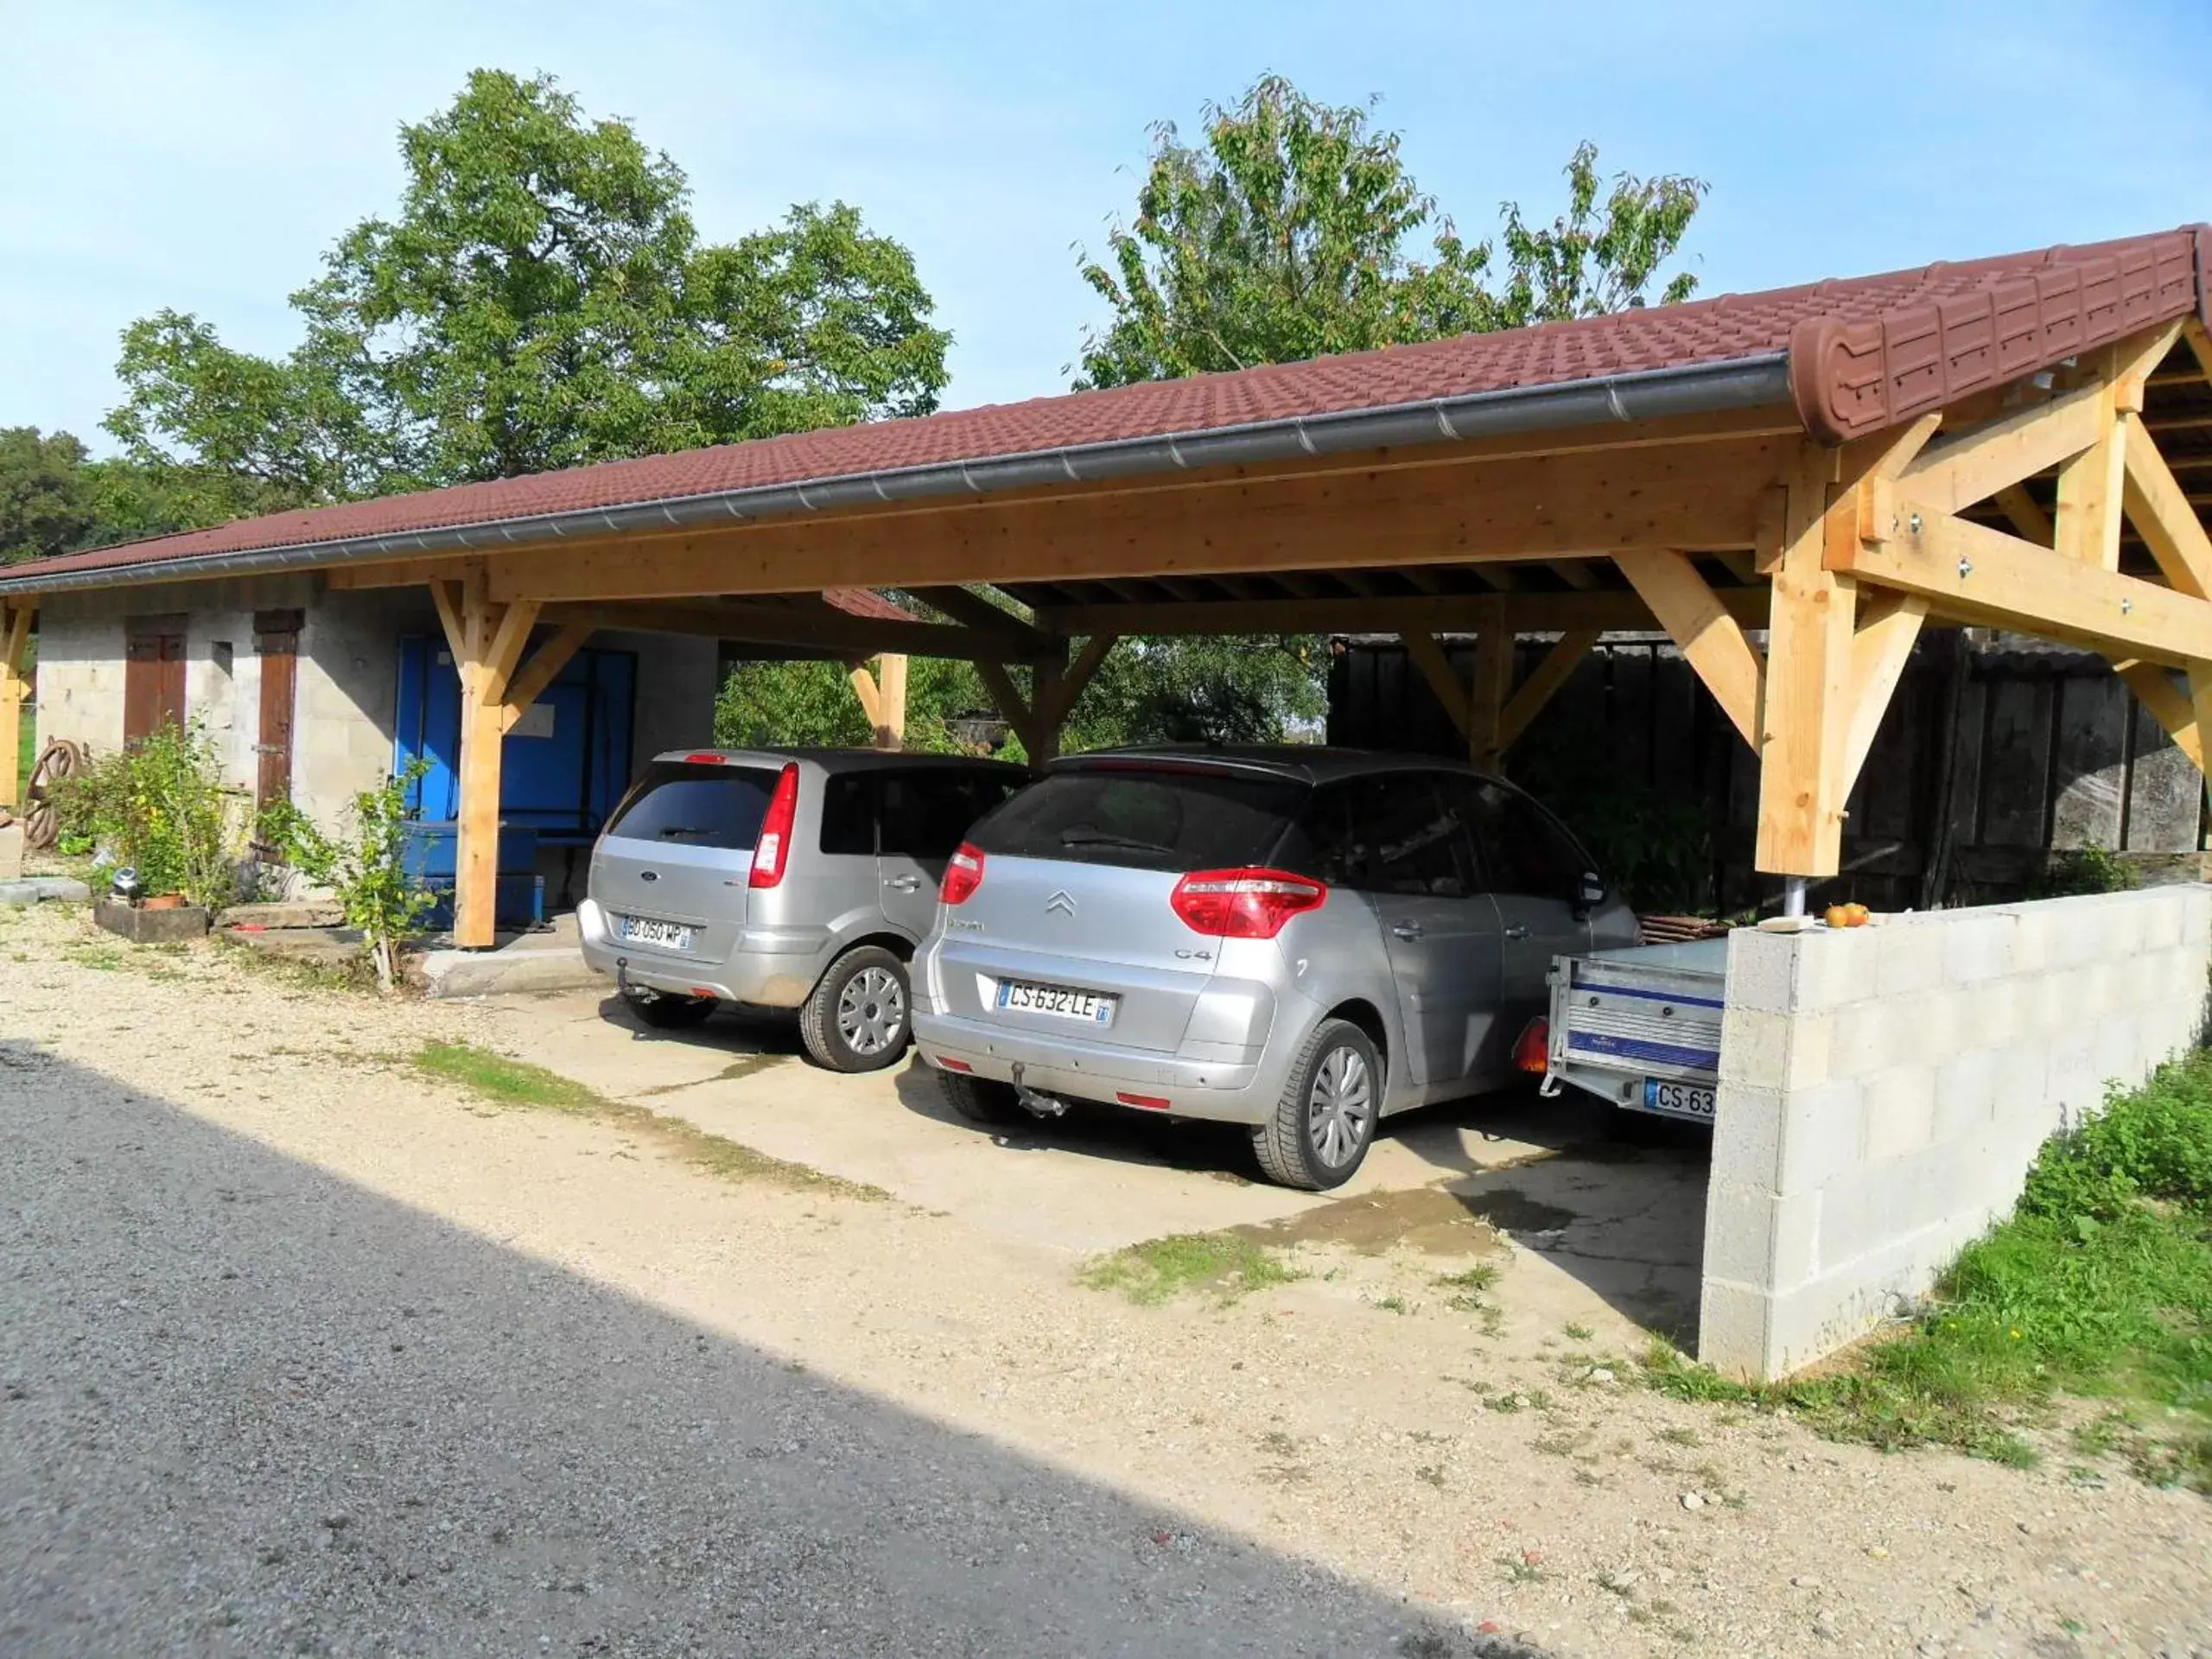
[{"x1": 21, "y1": 738, "x2": 86, "y2": 852}]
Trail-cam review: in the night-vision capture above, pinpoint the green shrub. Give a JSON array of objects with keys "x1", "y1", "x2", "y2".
[
  {"x1": 256, "y1": 760, "x2": 433, "y2": 991},
  {"x1": 2020, "y1": 1052, "x2": 2212, "y2": 1221},
  {"x1": 48, "y1": 721, "x2": 238, "y2": 908}
]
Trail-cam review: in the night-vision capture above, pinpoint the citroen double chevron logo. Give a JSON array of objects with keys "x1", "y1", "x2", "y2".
[{"x1": 1045, "y1": 889, "x2": 1076, "y2": 916}]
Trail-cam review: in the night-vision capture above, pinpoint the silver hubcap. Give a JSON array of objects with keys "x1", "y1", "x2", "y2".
[
  {"x1": 1306, "y1": 1045, "x2": 1374, "y2": 1168},
  {"x1": 837, "y1": 965, "x2": 906, "y2": 1056}
]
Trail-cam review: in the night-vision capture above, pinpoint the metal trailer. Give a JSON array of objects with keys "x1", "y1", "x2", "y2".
[{"x1": 1542, "y1": 938, "x2": 1727, "y2": 1125}]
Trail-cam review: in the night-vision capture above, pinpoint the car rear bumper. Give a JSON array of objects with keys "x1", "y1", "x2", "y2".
[
  {"x1": 576, "y1": 898, "x2": 828, "y2": 1007},
  {"x1": 909, "y1": 1007, "x2": 1294, "y2": 1126}
]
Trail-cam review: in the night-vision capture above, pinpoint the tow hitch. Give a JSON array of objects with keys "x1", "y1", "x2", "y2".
[{"x1": 1009, "y1": 1062, "x2": 1070, "y2": 1120}]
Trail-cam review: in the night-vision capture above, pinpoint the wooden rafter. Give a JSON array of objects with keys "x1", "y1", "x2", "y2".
[
  {"x1": 543, "y1": 598, "x2": 1046, "y2": 661},
  {"x1": 2120, "y1": 417, "x2": 2212, "y2": 598},
  {"x1": 2187, "y1": 319, "x2": 2212, "y2": 391},
  {"x1": 1840, "y1": 592, "x2": 1928, "y2": 792},
  {"x1": 1035, "y1": 584, "x2": 1770, "y2": 639},
  {"x1": 1400, "y1": 631, "x2": 1471, "y2": 736},
  {"x1": 1498, "y1": 629, "x2": 1599, "y2": 752},
  {"x1": 2113, "y1": 660, "x2": 2204, "y2": 770},
  {"x1": 499, "y1": 621, "x2": 595, "y2": 734},
  {"x1": 1993, "y1": 483, "x2": 2053, "y2": 545},
  {"x1": 1899, "y1": 391, "x2": 2097, "y2": 518}
]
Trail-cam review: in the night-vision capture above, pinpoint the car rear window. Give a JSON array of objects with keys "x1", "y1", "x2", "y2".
[
  {"x1": 605, "y1": 762, "x2": 779, "y2": 851},
  {"x1": 968, "y1": 765, "x2": 1307, "y2": 871}
]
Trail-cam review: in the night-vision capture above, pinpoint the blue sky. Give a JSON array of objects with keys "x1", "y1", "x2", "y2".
[{"x1": 3, "y1": 0, "x2": 2207, "y2": 452}]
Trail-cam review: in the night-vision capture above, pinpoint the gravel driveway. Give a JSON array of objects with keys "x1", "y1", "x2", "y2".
[{"x1": 2, "y1": 902, "x2": 2208, "y2": 1657}]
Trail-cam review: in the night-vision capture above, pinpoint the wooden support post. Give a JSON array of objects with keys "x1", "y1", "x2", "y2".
[
  {"x1": 1840, "y1": 592, "x2": 1928, "y2": 794},
  {"x1": 876, "y1": 654, "x2": 908, "y2": 750},
  {"x1": 1471, "y1": 599, "x2": 1510, "y2": 772},
  {"x1": 1027, "y1": 642, "x2": 1069, "y2": 766},
  {"x1": 847, "y1": 664, "x2": 884, "y2": 734},
  {"x1": 1400, "y1": 631, "x2": 1471, "y2": 738},
  {"x1": 498, "y1": 622, "x2": 595, "y2": 734},
  {"x1": 0, "y1": 602, "x2": 32, "y2": 810},
  {"x1": 974, "y1": 658, "x2": 1052, "y2": 763},
  {"x1": 2054, "y1": 382, "x2": 2126, "y2": 569},
  {"x1": 448, "y1": 570, "x2": 534, "y2": 950}
]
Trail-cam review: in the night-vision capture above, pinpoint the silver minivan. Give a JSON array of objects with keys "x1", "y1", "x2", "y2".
[
  {"x1": 579, "y1": 749, "x2": 1026, "y2": 1071},
  {"x1": 910, "y1": 747, "x2": 1639, "y2": 1188}
]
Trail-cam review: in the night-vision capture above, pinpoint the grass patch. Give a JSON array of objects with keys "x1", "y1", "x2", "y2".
[
  {"x1": 1645, "y1": 1053, "x2": 2212, "y2": 1491},
  {"x1": 411, "y1": 1041, "x2": 887, "y2": 1203},
  {"x1": 1081, "y1": 1230, "x2": 1302, "y2": 1306}
]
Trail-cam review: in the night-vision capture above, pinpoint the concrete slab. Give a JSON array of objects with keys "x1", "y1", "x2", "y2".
[
  {"x1": 420, "y1": 913, "x2": 601, "y2": 1000},
  {"x1": 0, "y1": 876, "x2": 90, "y2": 906},
  {"x1": 219, "y1": 925, "x2": 364, "y2": 971},
  {"x1": 469, "y1": 986, "x2": 1709, "y2": 1338}
]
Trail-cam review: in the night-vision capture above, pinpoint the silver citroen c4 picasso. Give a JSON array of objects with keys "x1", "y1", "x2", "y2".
[{"x1": 910, "y1": 747, "x2": 1637, "y2": 1188}]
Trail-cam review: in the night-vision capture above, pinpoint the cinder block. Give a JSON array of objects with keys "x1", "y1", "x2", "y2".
[
  {"x1": 1862, "y1": 1066, "x2": 1937, "y2": 1161},
  {"x1": 1874, "y1": 922, "x2": 1946, "y2": 999},
  {"x1": 1701, "y1": 1183, "x2": 1782, "y2": 1285},
  {"x1": 1933, "y1": 1047, "x2": 1999, "y2": 1142},
  {"x1": 1776, "y1": 1078, "x2": 1866, "y2": 1195},
  {"x1": 1827, "y1": 998, "x2": 1899, "y2": 1080},
  {"x1": 2142, "y1": 893, "x2": 2183, "y2": 950},
  {"x1": 1795, "y1": 925, "x2": 1879, "y2": 1012},
  {"x1": 1951, "y1": 979, "x2": 2020, "y2": 1052},
  {"x1": 1694, "y1": 1280, "x2": 1775, "y2": 1381},
  {"x1": 1942, "y1": 912, "x2": 2016, "y2": 986},
  {"x1": 1726, "y1": 926, "x2": 1802, "y2": 1014},
  {"x1": 1719, "y1": 1007, "x2": 1833, "y2": 1090},
  {"x1": 2091, "y1": 1014, "x2": 2143, "y2": 1094},
  {"x1": 1709, "y1": 1083, "x2": 1784, "y2": 1190}
]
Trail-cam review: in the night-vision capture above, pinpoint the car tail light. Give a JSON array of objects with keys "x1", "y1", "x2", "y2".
[
  {"x1": 747, "y1": 763, "x2": 800, "y2": 888},
  {"x1": 935, "y1": 1055, "x2": 974, "y2": 1073},
  {"x1": 941, "y1": 842, "x2": 985, "y2": 905},
  {"x1": 684, "y1": 752, "x2": 725, "y2": 765},
  {"x1": 1513, "y1": 1017, "x2": 1550, "y2": 1075},
  {"x1": 1170, "y1": 868, "x2": 1326, "y2": 940},
  {"x1": 1116, "y1": 1091, "x2": 1172, "y2": 1110}
]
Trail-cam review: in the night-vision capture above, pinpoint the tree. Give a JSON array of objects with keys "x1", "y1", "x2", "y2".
[
  {"x1": 1075, "y1": 75, "x2": 1706, "y2": 388},
  {"x1": 107, "y1": 70, "x2": 950, "y2": 499},
  {"x1": 0, "y1": 428, "x2": 94, "y2": 563}
]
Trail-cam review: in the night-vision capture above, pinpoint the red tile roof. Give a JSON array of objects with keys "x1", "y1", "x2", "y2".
[{"x1": 10, "y1": 226, "x2": 2205, "y2": 591}]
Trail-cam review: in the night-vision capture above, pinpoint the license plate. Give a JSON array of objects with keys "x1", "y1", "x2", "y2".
[
  {"x1": 1641, "y1": 1077, "x2": 1717, "y2": 1122},
  {"x1": 995, "y1": 978, "x2": 1116, "y2": 1025},
  {"x1": 618, "y1": 915, "x2": 694, "y2": 950}
]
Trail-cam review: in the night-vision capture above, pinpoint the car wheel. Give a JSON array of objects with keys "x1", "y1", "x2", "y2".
[
  {"x1": 936, "y1": 1067, "x2": 1025, "y2": 1126},
  {"x1": 1251, "y1": 1018, "x2": 1380, "y2": 1191},
  {"x1": 800, "y1": 945, "x2": 911, "y2": 1072},
  {"x1": 623, "y1": 988, "x2": 717, "y2": 1030}
]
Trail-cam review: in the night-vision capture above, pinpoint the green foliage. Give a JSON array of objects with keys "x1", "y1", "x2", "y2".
[
  {"x1": 2019, "y1": 1052, "x2": 2212, "y2": 1222},
  {"x1": 1076, "y1": 74, "x2": 1705, "y2": 387},
  {"x1": 107, "y1": 69, "x2": 949, "y2": 501},
  {"x1": 0, "y1": 427, "x2": 95, "y2": 563},
  {"x1": 2031, "y1": 842, "x2": 2141, "y2": 900},
  {"x1": 257, "y1": 760, "x2": 434, "y2": 990},
  {"x1": 48, "y1": 722, "x2": 238, "y2": 907},
  {"x1": 1080, "y1": 1230, "x2": 1303, "y2": 1305}
]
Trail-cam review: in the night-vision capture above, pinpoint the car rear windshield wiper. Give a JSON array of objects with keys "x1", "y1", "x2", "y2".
[
  {"x1": 1058, "y1": 827, "x2": 1177, "y2": 855},
  {"x1": 657, "y1": 826, "x2": 707, "y2": 839}
]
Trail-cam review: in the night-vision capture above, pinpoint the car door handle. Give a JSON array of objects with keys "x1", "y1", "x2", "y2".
[
  {"x1": 1390, "y1": 921, "x2": 1424, "y2": 941},
  {"x1": 886, "y1": 875, "x2": 924, "y2": 892},
  {"x1": 1503, "y1": 925, "x2": 1531, "y2": 940}
]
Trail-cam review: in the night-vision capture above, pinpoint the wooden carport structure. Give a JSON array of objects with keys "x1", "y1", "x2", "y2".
[{"x1": 5, "y1": 226, "x2": 2209, "y2": 946}]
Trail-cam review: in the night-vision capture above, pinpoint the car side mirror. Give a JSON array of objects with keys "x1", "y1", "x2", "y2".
[{"x1": 1574, "y1": 872, "x2": 1606, "y2": 918}]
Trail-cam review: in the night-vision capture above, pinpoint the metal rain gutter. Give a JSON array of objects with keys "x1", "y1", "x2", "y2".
[{"x1": 0, "y1": 353, "x2": 1794, "y2": 598}]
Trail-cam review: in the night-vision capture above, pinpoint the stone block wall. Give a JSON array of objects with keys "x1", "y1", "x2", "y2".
[{"x1": 1699, "y1": 886, "x2": 2212, "y2": 1380}]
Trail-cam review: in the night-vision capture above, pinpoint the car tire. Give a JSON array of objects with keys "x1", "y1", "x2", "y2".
[
  {"x1": 1250, "y1": 1018, "x2": 1382, "y2": 1191},
  {"x1": 623, "y1": 988, "x2": 717, "y2": 1029},
  {"x1": 800, "y1": 945, "x2": 911, "y2": 1073},
  {"x1": 936, "y1": 1067, "x2": 1025, "y2": 1126}
]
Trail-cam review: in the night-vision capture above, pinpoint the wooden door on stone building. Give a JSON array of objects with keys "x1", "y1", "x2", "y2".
[
  {"x1": 254, "y1": 609, "x2": 302, "y2": 807},
  {"x1": 123, "y1": 614, "x2": 187, "y2": 744}
]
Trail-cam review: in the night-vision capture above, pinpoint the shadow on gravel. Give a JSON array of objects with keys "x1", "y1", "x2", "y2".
[{"x1": 0, "y1": 1046, "x2": 1541, "y2": 1659}]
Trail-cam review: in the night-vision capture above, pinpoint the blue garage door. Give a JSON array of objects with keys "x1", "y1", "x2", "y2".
[{"x1": 393, "y1": 636, "x2": 637, "y2": 843}]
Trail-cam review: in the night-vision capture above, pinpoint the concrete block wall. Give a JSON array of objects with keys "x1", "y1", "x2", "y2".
[{"x1": 1700, "y1": 886, "x2": 2212, "y2": 1380}]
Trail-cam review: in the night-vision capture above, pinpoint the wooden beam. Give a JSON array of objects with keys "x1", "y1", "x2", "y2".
[
  {"x1": 1401, "y1": 632, "x2": 1471, "y2": 738},
  {"x1": 906, "y1": 585, "x2": 1046, "y2": 648},
  {"x1": 1898, "y1": 385, "x2": 2101, "y2": 517},
  {"x1": 1036, "y1": 583, "x2": 1770, "y2": 639},
  {"x1": 1993, "y1": 483, "x2": 2052, "y2": 546},
  {"x1": 1498, "y1": 628, "x2": 1599, "y2": 752},
  {"x1": 2187, "y1": 320, "x2": 2212, "y2": 391},
  {"x1": 429, "y1": 579, "x2": 467, "y2": 664},
  {"x1": 1471, "y1": 602, "x2": 1511, "y2": 770},
  {"x1": 2054, "y1": 386, "x2": 2126, "y2": 569},
  {"x1": 480, "y1": 599, "x2": 542, "y2": 709},
  {"x1": 0, "y1": 602, "x2": 32, "y2": 810},
  {"x1": 2120, "y1": 416, "x2": 2212, "y2": 599},
  {"x1": 542, "y1": 598, "x2": 1044, "y2": 660},
  {"x1": 1613, "y1": 550, "x2": 1766, "y2": 748},
  {"x1": 498, "y1": 621, "x2": 596, "y2": 734},
  {"x1": 1038, "y1": 633, "x2": 1117, "y2": 731},
  {"x1": 2113, "y1": 659, "x2": 2204, "y2": 771},
  {"x1": 485, "y1": 435, "x2": 1790, "y2": 605},
  {"x1": 847, "y1": 664, "x2": 883, "y2": 730},
  {"x1": 1755, "y1": 447, "x2": 1859, "y2": 877},
  {"x1": 1840, "y1": 592, "x2": 1927, "y2": 794},
  {"x1": 972, "y1": 657, "x2": 1045, "y2": 760},
  {"x1": 1837, "y1": 509, "x2": 2212, "y2": 669}
]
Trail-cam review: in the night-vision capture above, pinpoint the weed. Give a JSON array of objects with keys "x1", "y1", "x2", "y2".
[
  {"x1": 1495, "y1": 1553, "x2": 1544, "y2": 1585},
  {"x1": 1414, "y1": 1464, "x2": 1446, "y2": 1489},
  {"x1": 1658, "y1": 1426, "x2": 1702, "y2": 1447},
  {"x1": 1525, "y1": 1389, "x2": 1554, "y2": 1411},
  {"x1": 1597, "y1": 1568, "x2": 1636, "y2": 1598},
  {"x1": 67, "y1": 945, "x2": 126, "y2": 971},
  {"x1": 1433, "y1": 1263, "x2": 1498, "y2": 1293},
  {"x1": 411, "y1": 1042, "x2": 886, "y2": 1201},
  {"x1": 1375, "y1": 1294, "x2": 1411, "y2": 1315},
  {"x1": 1081, "y1": 1231, "x2": 1301, "y2": 1306},
  {"x1": 1486, "y1": 1392, "x2": 1525, "y2": 1414},
  {"x1": 1565, "y1": 1320, "x2": 1595, "y2": 1341},
  {"x1": 1532, "y1": 1430, "x2": 1587, "y2": 1458}
]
